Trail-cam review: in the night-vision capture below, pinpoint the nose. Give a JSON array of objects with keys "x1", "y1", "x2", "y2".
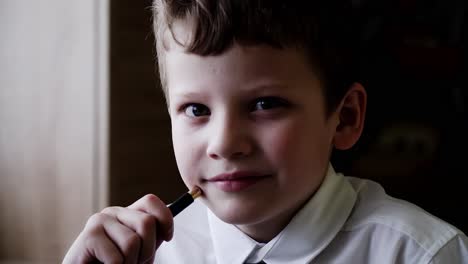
[{"x1": 206, "y1": 113, "x2": 253, "y2": 160}]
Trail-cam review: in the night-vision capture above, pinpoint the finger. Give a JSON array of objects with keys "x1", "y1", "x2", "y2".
[
  {"x1": 74, "y1": 213, "x2": 125, "y2": 264},
  {"x1": 62, "y1": 228, "x2": 123, "y2": 264},
  {"x1": 86, "y1": 231, "x2": 124, "y2": 264},
  {"x1": 102, "y1": 207, "x2": 157, "y2": 263},
  {"x1": 128, "y1": 194, "x2": 174, "y2": 242},
  {"x1": 96, "y1": 212, "x2": 141, "y2": 264}
]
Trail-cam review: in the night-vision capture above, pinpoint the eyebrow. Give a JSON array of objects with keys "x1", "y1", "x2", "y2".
[
  {"x1": 244, "y1": 82, "x2": 290, "y2": 95},
  {"x1": 171, "y1": 91, "x2": 207, "y2": 100},
  {"x1": 171, "y1": 82, "x2": 290, "y2": 101}
]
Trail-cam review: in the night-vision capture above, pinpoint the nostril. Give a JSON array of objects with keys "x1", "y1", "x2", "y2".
[
  {"x1": 208, "y1": 153, "x2": 220, "y2": 160},
  {"x1": 207, "y1": 151, "x2": 246, "y2": 160},
  {"x1": 205, "y1": 128, "x2": 254, "y2": 159},
  {"x1": 207, "y1": 144, "x2": 253, "y2": 160}
]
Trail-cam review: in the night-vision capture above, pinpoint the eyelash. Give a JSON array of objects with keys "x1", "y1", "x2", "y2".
[
  {"x1": 250, "y1": 97, "x2": 290, "y2": 112},
  {"x1": 181, "y1": 97, "x2": 290, "y2": 118},
  {"x1": 182, "y1": 103, "x2": 211, "y2": 117}
]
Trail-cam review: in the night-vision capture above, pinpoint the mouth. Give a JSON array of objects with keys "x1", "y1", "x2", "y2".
[{"x1": 205, "y1": 171, "x2": 271, "y2": 192}]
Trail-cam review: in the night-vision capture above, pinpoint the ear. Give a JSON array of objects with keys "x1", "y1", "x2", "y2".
[{"x1": 333, "y1": 82, "x2": 367, "y2": 150}]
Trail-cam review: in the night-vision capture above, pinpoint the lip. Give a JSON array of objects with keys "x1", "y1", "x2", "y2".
[{"x1": 206, "y1": 171, "x2": 270, "y2": 192}]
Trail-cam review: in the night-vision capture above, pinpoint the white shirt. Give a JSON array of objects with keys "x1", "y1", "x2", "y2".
[{"x1": 155, "y1": 166, "x2": 468, "y2": 263}]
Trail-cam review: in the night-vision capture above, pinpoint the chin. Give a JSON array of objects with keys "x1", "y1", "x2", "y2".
[{"x1": 208, "y1": 200, "x2": 271, "y2": 225}]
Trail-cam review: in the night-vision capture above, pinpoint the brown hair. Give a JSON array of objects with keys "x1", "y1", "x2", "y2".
[{"x1": 153, "y1": 0, "x2": 360, "y2": 114}]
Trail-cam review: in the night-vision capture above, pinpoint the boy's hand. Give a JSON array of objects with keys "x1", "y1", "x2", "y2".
[{"x1": 63, "y1": 194, "x2": 173, "y2": 264}]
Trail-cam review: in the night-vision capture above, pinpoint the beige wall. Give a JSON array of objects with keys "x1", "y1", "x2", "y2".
[{"x1": 0, "y1": 0, "x2": 108, "y2": 263}]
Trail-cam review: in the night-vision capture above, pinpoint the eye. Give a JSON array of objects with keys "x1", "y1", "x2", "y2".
[
  {"x1": 251, "y1": 97, "x2": 290, "y2": 111},
  {"x1": 183, "y1": 103, "x2": 211, "y2": 117}
]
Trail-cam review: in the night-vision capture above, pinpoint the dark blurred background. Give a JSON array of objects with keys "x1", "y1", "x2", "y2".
[{"x1": 110, "y1": 0, "x2": 467, "y2": 234}]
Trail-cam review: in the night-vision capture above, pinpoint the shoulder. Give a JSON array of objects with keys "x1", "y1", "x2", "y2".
[
  {"x1": 342, "y1": 176, "x2": 467, "y2": 262},
  {"x1": 155, "y1": 200, "x2": 215, "y2": 263}
]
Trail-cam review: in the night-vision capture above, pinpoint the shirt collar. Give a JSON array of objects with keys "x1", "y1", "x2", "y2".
[
  {"x1": 208, "y1": 210, "x2": 258, "y2": 263},
  {"x1": 208, "y1": 164, "x2": 357, "y2": 264}
]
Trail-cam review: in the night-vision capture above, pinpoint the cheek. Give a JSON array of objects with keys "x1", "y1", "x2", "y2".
[
  {"x1": 171, "y1": 125, "x2": 201, "y2": 187},
  {"x1": 263, "y1": 120, "x2": 331, "y2": 172},
  {"x1": 266, "y1": 127, "x2": 297, "y2": 160},
  {"x1": 262, "y1": 121, "x2": 302, "y2": 157}
]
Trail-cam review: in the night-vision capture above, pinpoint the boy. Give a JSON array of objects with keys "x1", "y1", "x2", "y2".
[{"x1": 64, "y1": 0, "x2": 468, "y2": 263}]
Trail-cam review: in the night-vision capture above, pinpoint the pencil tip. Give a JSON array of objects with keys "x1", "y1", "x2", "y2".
[{"x1": 190, "y1": 186, "x2": 202, "y2": 199}]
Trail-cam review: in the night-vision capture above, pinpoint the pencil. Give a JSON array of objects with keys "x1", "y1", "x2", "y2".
[{"x1": 168, "y1": 187, "x2": 202, "y2": 217}]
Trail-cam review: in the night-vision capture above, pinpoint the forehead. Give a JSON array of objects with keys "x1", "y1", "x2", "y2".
[
  {"x1": 166, "y1": 45, "x2": 321, "y2": 99},
  {"x1": 168, "y1": 43, "x2": 303, "y2": 74},
  {"x1": 160, "y1": 22, "x2": 325, "y2": 101},
  {"x1": 164, "y1": 44, "x2": 322, "y2": 92}
]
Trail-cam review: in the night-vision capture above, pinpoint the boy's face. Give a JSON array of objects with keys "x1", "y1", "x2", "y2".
[{"x1": 165, "y1": 34, "x2": 340, "y2": 239}]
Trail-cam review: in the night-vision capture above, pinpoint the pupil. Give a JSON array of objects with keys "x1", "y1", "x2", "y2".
[{"x1": 260, "y1": 100, "x2": 271, "y2": 109}]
